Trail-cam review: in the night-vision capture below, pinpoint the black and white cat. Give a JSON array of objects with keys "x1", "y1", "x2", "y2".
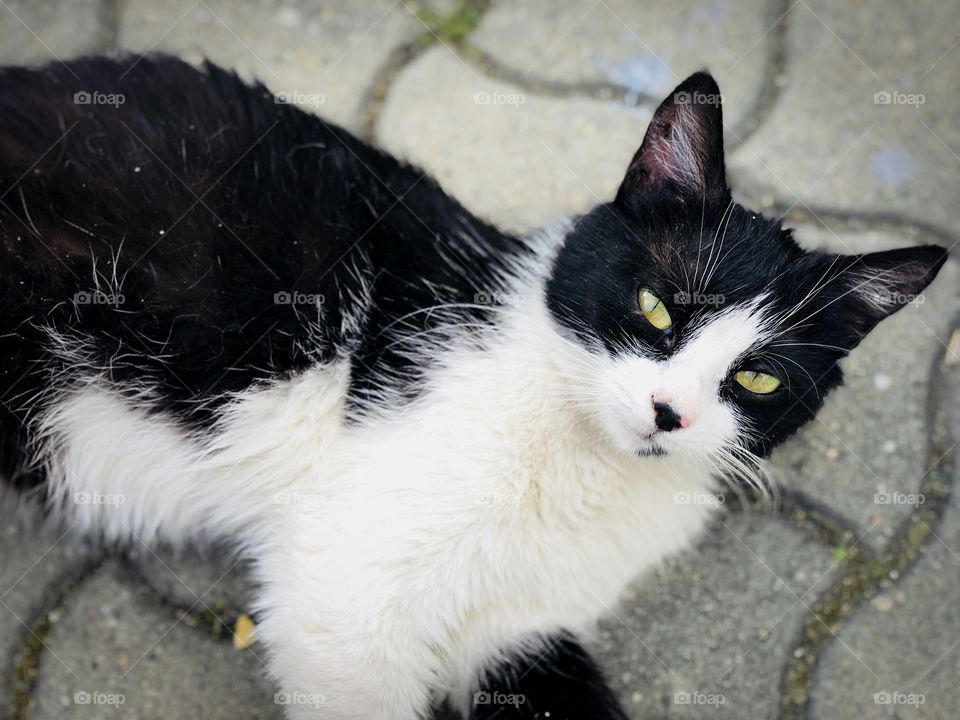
[{"x1": 0, "y1": 56, "x2": 946, "y2": 719}]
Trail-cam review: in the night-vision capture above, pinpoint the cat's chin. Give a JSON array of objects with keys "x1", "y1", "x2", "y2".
[{"x1": 596, "y1": 419, "x2": 673, "y2": 459}]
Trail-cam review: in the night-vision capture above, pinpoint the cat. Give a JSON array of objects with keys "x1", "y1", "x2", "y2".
[{"x1": 0, "y1": 55, "x2": 946, "y2": 720}]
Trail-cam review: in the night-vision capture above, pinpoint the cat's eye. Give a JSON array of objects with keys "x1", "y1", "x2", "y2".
[
  {"x1": 734, "y1": 370, "x2": 781, "y2": 394},
  {"x1": 638, "y1": 289, "x2": 672, "y2": 331}
]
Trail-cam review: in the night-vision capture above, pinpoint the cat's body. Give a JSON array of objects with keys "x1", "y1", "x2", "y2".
[{"x1": 0, "y1": 56, "x2": 946, "y2": 719}]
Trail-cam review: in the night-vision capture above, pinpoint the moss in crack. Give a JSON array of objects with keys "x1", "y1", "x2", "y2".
[
  {"x1": 11, "y1": 615, "x2": 52, "y2": 720},
  {"x1": 94, "y1": 0, "x2": 124, "y2": 53},
  {"x1": 185, "y1": 603, "x2": 238, "y2": 643},
  {"x1": 11, "y1": 556, "x2": 105, "y2": 720},
  {"x1": 410, "y1": 0, "x2": 490, "y2": 48},
  {"x1": 357, "y1": 0, "x2": 492, "y2": 140},
  {"x1": 725, "y1": 484, "x2": 875, "y2": 563}
]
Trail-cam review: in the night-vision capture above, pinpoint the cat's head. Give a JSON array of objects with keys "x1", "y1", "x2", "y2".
[{"x1": 546, "y1": 72, "x2": 946, "y2": 466}]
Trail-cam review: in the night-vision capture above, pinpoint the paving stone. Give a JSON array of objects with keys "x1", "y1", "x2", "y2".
[
  {"x1": 29, "y1": 560, "x2": 279, "y2": 720},
  {"x1": 0, "y1": 0, "x2": 105, "y2": 66},
  {"x1": 470, "y1": 0, "x2": 778, "y2": 132},
  {"x1": 730, "y1": 0, "x2": 960, "y2": 235},
  {"x1": 126, "y1": 544, "x2": 253, "y2": 614},
  {"x1": 377, "y1": 44, "x2": 651, "y2": 232},
  {"x1": 0, "y1": 0, "x2": 105, "y2": 65},
  {"x1": 809, "y1": 341, "x2": 960, "y2": 719},
  {"x1": 592, "y1": 512, "x2": 839, "y2": 719},
  {"x1": 0, "y1": 498, "x2": 99, "y2": 719},
  {"x1": 117, "y1": 0, "x2": 422, "y2": 131},
  {"x1": 765, "y1": 224, "x2": 960, "y2": 548}
]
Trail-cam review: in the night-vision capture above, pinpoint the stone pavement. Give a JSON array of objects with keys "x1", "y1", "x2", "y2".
[{"x1": 0, "y1": 1, "x2": 957, "y2": 718}]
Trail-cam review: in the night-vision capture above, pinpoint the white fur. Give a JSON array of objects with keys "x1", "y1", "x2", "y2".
[{"x1": 33, "y1": 245, "x2": 772, "y2": 719}]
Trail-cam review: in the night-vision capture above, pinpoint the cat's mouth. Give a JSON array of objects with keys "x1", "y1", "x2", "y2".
[{"x1": 635, "y1": 432, "x2": 667, "y2": 457}]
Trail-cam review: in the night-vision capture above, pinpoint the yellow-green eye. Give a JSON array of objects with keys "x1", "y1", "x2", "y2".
[
  {"x1": 638, "y1": 289, "x2": 672, "y2": 331},
  {"x1": 735, "y1": 370, "x2": 781, "y2": 394}
]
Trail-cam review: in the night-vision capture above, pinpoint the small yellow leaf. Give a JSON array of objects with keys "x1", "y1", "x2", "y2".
[
  {"x1": 233, "y1": 613, "x2": 257, "y2": 650},
  {"x1": 945, "y1": 328, "x2": 960, "y2": 366}
]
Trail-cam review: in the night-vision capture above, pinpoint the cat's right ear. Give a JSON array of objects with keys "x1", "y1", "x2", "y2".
[{"x1": 615, "y1": 72, "x2": 729, "y2": 207}]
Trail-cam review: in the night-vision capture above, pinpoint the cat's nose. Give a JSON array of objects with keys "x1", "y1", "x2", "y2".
[{"x1": 653, "y1": 401, "x2": 684, "y2": 432}]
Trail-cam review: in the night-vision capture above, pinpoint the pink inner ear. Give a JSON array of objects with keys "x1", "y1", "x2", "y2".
[{"x1": 616, "y1": 73, "x2": 728, "y2": 204}]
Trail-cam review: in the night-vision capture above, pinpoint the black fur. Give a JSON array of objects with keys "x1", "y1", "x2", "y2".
[
  {"x1": 469, "y1": 635, "x2": 631, "y2": 720},
  {"x1": 0, "y1": 55, "x2": 529, "y2": 487}
]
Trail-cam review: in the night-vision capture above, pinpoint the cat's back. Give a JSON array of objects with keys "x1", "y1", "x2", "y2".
[
  {"x1": 0, "y1": 53, "x2": 392, "y2": 288},
  {"x1": 0, "y1": 55, "x2": 530, "y2": 487}
]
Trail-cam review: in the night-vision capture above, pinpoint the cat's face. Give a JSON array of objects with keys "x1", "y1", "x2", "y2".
[{"x1": 546, "y1": 73, "x2": 946, "y2": 465}]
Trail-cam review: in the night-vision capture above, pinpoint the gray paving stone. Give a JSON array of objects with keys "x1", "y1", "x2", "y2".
[
  {"x1": 470, "y1": 0, "x2": 778, "y2": 132},
  {"x1": 126, "y1": 544, "x2": 253, "y2": 614},
  {"x1": 29, "y1": 560, "x2": 279, "y2": 720},
  {"x1": 0, "y1": 499, "x2": 98, "y2": 719},
  {"x1": 117, "y1": 0, "x2": 423, "y2": 131},
  {"x1": 729, "y1": 0, "x2": 960, "y2": 235},
  {"x1": 593, "y1": 512, "x2": 839, "y2": 719},
  {"x1": 0, "y1": 0, "x2": 105, "y2": 65},
  {"x1": 809, "y1": 342, "x2": 960, "y2": 720},
  {"x1": 377, "y1": 45, "x2": 650, "y2": 232},
  {"x1": 766, "y1": 224, "x2": 960, "y2": 548}
]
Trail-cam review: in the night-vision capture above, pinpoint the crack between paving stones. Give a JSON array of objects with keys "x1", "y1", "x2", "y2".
[
  {"x1": 726, "y1": 0, "x2": 792, "y2": 150},
  {"x1": 449, "y1": 0, "x2": 792, "y2": 150},
  {"x1": 356, "y1": 0, "x2": 493, "y2": 142},
  {"x1": 726, "y1": 486, "x2": 876, "y2": 562},
  {"x1": 729, "y1": 184, "x2": 959, "y2": 249},
  {"x1": 10, "y1": 554, "x2": 106, "y2": 720},
  {"x1": 778, "y1": 307, "x2": 960, "y2": 720},
  {"x1": 93, "y1": 0, "x2": 124, "y2": 55},
  {"x1": 9, "y1": 555, "x2": 253, "y2": 720},
  {"x1": 118, "y1": 553, "x2": 248, "y2": 646}
]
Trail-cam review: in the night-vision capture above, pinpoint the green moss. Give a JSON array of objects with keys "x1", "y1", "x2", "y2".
[
  {"x1": 11, "y1": 616, "x2": 52, "y2": 720},
  {"x1": 186, "y1": 603, "x2": 234, "y2": 641},
  {"x1": 408, "y1": 0, "x2": 489, "y2": 48}
]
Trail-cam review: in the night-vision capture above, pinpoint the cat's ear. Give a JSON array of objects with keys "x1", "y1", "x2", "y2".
[
  {"x1": 831, "y1": 245, "x2": 948, "y2": 345},
  {"x1": 615, "y1": 72, "x2": 728, "y2": 205}
]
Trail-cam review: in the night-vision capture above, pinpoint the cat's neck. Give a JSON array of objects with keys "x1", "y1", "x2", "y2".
[{"x1": 416, "y1": 269, "x2": 707, "y2": 497}]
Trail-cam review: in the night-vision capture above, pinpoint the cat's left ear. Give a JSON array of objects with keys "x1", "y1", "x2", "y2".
[
  {"x1": 831, "y1": 245, "x2": 948, "y2": 346},
  {"x1": 616, "y1": 72, "x2": 728, "y2": 207}
]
